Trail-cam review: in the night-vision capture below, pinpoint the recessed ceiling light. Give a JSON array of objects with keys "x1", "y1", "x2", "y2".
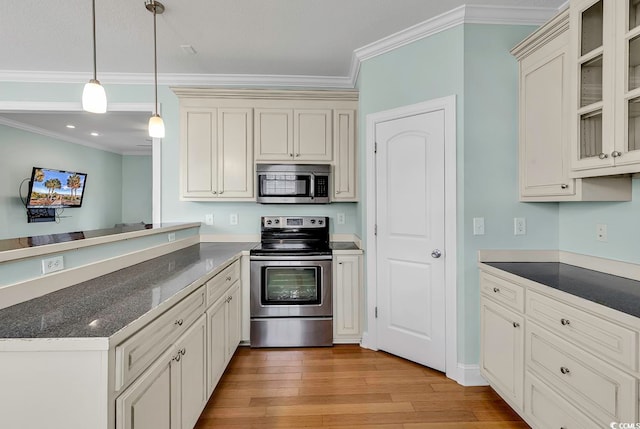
[
  {"x1": 66, "y1": 124, "x2": 76, "y2": 129},
  {"x1": 90, "y1": 132, "x2": 100, "y2": 136}
]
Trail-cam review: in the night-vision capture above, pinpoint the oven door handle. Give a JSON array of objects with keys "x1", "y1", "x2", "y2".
[{"x1": 250, "y1": 255, "x2": 333, "y2": 261}]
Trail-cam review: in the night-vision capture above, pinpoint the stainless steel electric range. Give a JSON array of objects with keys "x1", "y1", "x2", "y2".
[{"x1": 249, "y1": 216, "x2": 333, "y2": 347}]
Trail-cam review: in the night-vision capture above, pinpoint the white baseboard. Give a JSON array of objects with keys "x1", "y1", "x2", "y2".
[
  {"x1": 359, "y1": 331, "x2": 377, "y2": 351},
  {"x1": 456, "y1": 363, "x2": 487, "y2": 386}
]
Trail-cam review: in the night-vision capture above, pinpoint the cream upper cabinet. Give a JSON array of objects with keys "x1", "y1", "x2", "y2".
[
  {"x1": 255, "y1": 108, "x2": 332, "y2": 162},
  {"x1": 570, "y1": 0, "x2": 640, "y2": 176},
  {"x1": 254, "y1": 108, "x2": 294, "y2": 160},
  {"x1": 333, "y1": 109, "x2": 357, "y2": 201},
  {"x1": 179, "y1": 105, "x2": 254, "y2": 201},
  {"x1": 513, "y1": 9, "x2": 631, "y2": 201}
]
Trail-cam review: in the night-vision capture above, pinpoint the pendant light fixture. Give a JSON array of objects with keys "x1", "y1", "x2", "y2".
[
  {"x1": 82, "y1": 0, "x2": 107, "y2": 113},
  {"x1": 146, "y1": 0, "x2": 165, "y2": 138}
]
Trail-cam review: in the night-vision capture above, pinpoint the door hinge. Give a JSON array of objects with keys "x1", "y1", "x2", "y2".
[
  {"x1": 375, "y1": 307, "x2": 378, "y2": 318},
  {"x1": 374, "y1": 142, "x2": 378, "y2": 154},
  {"x1": 374, "y1": 224, "x2": 377, "y2": 236}
]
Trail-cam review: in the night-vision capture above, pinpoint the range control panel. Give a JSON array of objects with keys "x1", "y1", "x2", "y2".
[{"x1": 262, "y1": 216, "x2": 328, "y2": 228}]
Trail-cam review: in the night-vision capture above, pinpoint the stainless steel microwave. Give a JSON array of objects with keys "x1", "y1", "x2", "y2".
[{"x1": 256, "y1": 164, "x2": 330, "y2": 204}]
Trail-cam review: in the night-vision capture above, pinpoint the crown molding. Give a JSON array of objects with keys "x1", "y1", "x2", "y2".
[
  {"x1": 349, "y1": 4, "x2": 559, "y2": 84},
  {"x1": 0, "y1": 4, "x2": 561, "y2": 90},
  {"x1": 171, "y1": 87, "x2": 358, "y2": 101}
]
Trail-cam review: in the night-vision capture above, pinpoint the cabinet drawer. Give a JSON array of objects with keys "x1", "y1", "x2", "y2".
[
  {"x1": 115, "y1": 287, "x2": 206, "y2": 391},
  {"x1": 526, "y1": 289, "x2": 637, "y2": 371},
  {"x1": 524, "y1": 371, "x2": 600, "y2": 429},
  {"x1": 526, "y1": 322, "x2": 637, "y2": 425},
  {"x1": 206, "y1": 260, "x2": 240, "y2": 307},
  {"x1": 480, "y1": 271, "x2": 525, "y2": 312}
]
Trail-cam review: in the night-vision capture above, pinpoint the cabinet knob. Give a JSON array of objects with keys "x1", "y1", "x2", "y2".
[
  {"x1": 338, "y1": 262, "x2": 343, "y2": 265},
  {"x1": 560, "y1": 184, "x2": 568, "y2": 189},
  {"x1": 212, "y1": 191, "x2": 218, "y2": 195},
  {"x1": 560, "y1": 366, "x2": 570, "y2": 375},
  {"x1": 289, "y1": 153, "x2": 294, "y2": 157},
  {"x1": 493, "y1": 287, "x2": 500, "y2": 293},
  {"x1": 560, "y1": 318, "x2": 570, "y2": 326},
  {"x1": 175, "y1": 319, "x2": 183, "y2": 326},
  {"x1": 219, "y1": 191, "x2": 224, "y2": 195},
  {"x1": 173, "y1": 353, "x2": 181, "y2": 362},
  {"x1": 226, "y1": 276, "x2": 232, "y2": 281},
  {"x1": 228, "y1": 295, "x2": 233, "y2": 302},
  {"x1": 180, "y1": 348, "x2": 186, "y2": 356},
  {"x1": 611, "y1": 151, "x2": 622, "y2": 158},
  {"x1": 598, "y1": 152, "x2": 608, "y2": 159},
  {"x1": 512, "y1": 322, "x2": 520, "y2": 328},
  {"x1": 295, "y1": 153, "x2": 300, "y2": 157}
]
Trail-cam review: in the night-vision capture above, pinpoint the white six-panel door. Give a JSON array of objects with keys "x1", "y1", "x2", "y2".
[{"x1": 375, "y1": 110, "x2": 446, "y2": 371}]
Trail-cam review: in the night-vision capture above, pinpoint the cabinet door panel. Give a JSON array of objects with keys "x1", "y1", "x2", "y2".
[
  {"x1": 333, "y1": 255, "x2": 361, "y2": 339},
  {"x1": 176, "y1": 315, "x2": 208, "y2": 429},
  {"x1": 207, "y1": 295, "x2": 227, "y2": 395},
  {"x1": 520, "y1": 30, "x2": 574, "y2": 197},
  {"x1": 255, "y1": 109, "x2": 293, "y2": 161},
  {"x1": 181, "y1": 109, "x2": 217, "y2": 197},
  {"x1": 116, "y1": 349, "x2": 174, "y2": 429},
  {"x1": 294, "y1": 109, "x2": 332, "y2": 161},
  {"x1": 333, "y1": 109, "x2": 357, "y2": 201},
  {"x1": 226, "y1": 283, "x2": 241, "y2": 360},
  {"x1": 480, "y1": 297, "x2": 524, "y2": 411},
  {"x1": 218, "y1": 108, "x2": 254, "y2": 198}
]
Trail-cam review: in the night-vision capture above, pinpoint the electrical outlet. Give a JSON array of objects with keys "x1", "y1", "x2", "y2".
[
  {"x1": 596, "y1": 223, "x2": 608, "y2": 242},
  {"x1": 205, "y1": 214, "x2": 214, "y2": 226},
  {"x1": 167, "y1": 232, "x2": 176, "y2": 242},
  {"x1": 473, "y1": 217, "x2": 485, "y2": 235},
  {"x1": 337, "y1": 213, "x2": 346, "y2": 225},
  {"x1": 229, "y1": 213, "x2": 238, "y2": 225},
  {"x1": 514, "y1": 217, "x2": 526, "y2": 235},
  {"x1": 42, "y1": 255, "x2": 64, "y2": 275}
]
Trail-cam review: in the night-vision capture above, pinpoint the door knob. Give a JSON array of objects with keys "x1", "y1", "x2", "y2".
[{"x1": 431, "y1": 249, "x2": 442, "y2": 258}]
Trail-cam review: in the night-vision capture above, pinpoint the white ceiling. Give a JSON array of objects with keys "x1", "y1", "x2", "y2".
[{"x1": 0, "y1": 0, "x2": 565, "y2": 155}]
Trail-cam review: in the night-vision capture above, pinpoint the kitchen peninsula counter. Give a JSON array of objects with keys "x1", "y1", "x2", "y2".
[{"x1": 0, "y1": 242, "x2": 256, "y2": 343}]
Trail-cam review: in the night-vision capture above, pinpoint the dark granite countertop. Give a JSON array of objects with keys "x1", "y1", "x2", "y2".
[
  {"x1": 330, "y1": 242, "x2": 361, "y2": 251},
  {"x1": 0, "y1": 242, "x2": 256, "y2": 340},
  {"x1": 485, "y1": 262, "x2": 640, "y2": 319}
]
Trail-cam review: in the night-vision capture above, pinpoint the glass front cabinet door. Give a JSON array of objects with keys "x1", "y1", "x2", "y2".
[{"x1": 571, "y1": 0, "x2": 640, "y2": 176}]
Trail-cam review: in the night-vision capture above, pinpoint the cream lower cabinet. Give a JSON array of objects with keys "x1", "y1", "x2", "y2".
[
  {"x1": 512, "y1": 9, "x2": 631, "y2": 201},
  {"x1": 207, "y1": 282, "x2": 241, "y2": 395},
  {"x1": 479, "y1": 266, "x2": 640, "y2": 429},
  {"x1": 179, "y1": 106, "x2": 254, "y2": 201},
  {"x1": 116, "y1": 314, "x2": 207, "y2": 429},
  {"x1": 480, "y1": 296, "x2": 524, "y2": 411},
  {"x1": 333, "y1": 253, "x2": 362, "y2": 343}
]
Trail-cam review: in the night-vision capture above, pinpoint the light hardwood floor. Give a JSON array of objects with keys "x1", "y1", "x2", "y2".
[{"x1": 195, "y1": 345, "x2": 529, "y2": 429}]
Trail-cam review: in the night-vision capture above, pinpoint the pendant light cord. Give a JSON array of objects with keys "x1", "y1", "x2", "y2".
[
  {"x1": 91, "y1": 0, "x2": 97, "y2": 81},
  {"x1": 153, "y1": 2, "x2": 159, "y2": 116}
]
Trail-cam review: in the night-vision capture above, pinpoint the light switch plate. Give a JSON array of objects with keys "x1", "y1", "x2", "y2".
[{"x1": 473, "y1": 217, "x2": 485, "y2": 235}]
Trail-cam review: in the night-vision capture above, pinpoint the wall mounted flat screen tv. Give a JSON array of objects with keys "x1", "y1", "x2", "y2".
[{"x1": 26, "y1": 167, "x2": 88, "y2": 208}]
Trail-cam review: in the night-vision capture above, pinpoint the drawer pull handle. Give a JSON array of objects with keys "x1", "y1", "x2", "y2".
[
  {"x1": 560, "y1": 318, "x2": 570, "y2": 326},
  {"x1": 512, "y1": 322, "x2": 520, "y2": 328},
  {"x1": 175, "y1": 319, "x2": 184, "y2": 326},
  {"x1": 560, "y1": 184, "x2": 568, "y2": 189},
  {"x1": 493, "y1": 287, "x2": 500, "y2": 293},
  {"x1": 560, "y1": 366, "x2": 570, "y2": 375}
]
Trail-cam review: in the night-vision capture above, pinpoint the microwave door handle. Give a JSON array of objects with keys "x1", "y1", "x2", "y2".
[{"x1": 309, "y1": 174, "x2": 315, "y2": 199}]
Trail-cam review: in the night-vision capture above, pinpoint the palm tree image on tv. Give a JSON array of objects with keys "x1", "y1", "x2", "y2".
[{"x1": 28, "y1": 168, "x2": 86, "y2": 207}]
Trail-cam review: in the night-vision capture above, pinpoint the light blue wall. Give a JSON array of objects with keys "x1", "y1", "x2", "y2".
[
  {"x1": 0, "y1": 124, "x2": 123, "y2": 239},
  {"x1": 559, "y1": 178, "x2": 640, "y2": 262},
  {"x1": 356, "y1": 24, "x2": 560, "y2": 365},
  {"x1": 122, "y1": 155, "x2": 152, "y2": 224}
]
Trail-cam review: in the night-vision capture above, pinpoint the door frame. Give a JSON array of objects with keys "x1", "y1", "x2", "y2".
[
  {"x1": 0, "y1": 101, "x2": 161, "y2": 224},
  {"x1": 363, "y1": 95, "x2": 458, "y2": 382}
]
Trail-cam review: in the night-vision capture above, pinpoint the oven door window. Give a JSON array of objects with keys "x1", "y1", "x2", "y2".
[
  {"x1": 262, "y1": 266, "x2": 321, "y2": 305},
  {"x1": 260, "y1": 174, "x2": 310, "y2": 197}
]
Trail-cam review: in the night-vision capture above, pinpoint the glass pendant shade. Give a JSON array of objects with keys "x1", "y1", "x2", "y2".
[
  {"x1": 82, "y1": 79, "x2": 107, "y2": 113},
  {"x1": 148, "y1": 114, "x2": 165, "y2": 138}
]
